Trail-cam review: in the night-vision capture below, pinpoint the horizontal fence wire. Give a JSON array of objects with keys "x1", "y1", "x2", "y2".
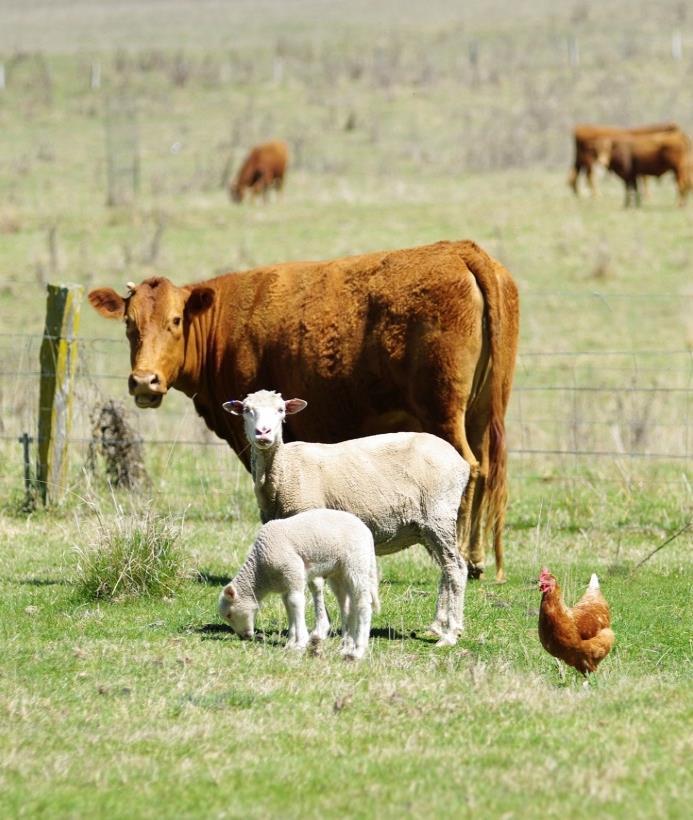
[{"x1": 1, "y1": 322, "x2": 691, "y2": 507}]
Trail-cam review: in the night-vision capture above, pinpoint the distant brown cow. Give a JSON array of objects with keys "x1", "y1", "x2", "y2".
[
  {"x1": 569, "y1": 123, "x2": 679, "y2": 196},
  {"x1": 596, "y1": 131, "x2": 692, "y2": 207},
  {"x1": 230, "y1": 140, "x2": 288, "y2": 203}
]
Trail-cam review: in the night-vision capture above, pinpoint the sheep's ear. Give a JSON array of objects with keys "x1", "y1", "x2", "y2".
[
  {"x1": 284, "y1": 398, "x2": 307, "y2": 415},
  {"x1": 222, "y1": 400, "x2": 245, "y2": 415},
  {"x1": 223, "y1": 584, "x2": 236, "y2": 600}
]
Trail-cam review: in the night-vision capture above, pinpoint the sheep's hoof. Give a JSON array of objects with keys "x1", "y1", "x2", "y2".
[
  {"x1": 426, "y1": 621, "x2": 445, "y2": 638},
  {"x1": 285, "y1": 639, "x2": 308, "y2": 652},
  {"x1": 435, "y1": 633, "x2": 457, "y2": 648}
]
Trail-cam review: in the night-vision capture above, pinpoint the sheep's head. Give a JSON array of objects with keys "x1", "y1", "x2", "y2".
[
  {"x1": 222, "y1": 389, "x2": 307, "y2": 449},
  {"x1": 218, "y1": 583, "x2": 256, "y2": 638}
]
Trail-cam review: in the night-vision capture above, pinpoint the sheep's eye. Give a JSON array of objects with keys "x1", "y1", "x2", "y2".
[{"x1": 172, "y1": 316, "x2": 182, "y2": 327}]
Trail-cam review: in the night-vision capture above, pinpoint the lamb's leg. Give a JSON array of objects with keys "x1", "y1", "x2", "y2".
[
  {"x1": 327, "y1": 577, "x2": 351, "y2": 652},
  {"x1": 283, "y1": 590, "x2": 309, "y2": 651},
  {"x1": 345, "y1": 588, "x2": 372, "y2": 660},
  {"x1": 308, "y1": 577, "x2": 331, "y2": 640}
]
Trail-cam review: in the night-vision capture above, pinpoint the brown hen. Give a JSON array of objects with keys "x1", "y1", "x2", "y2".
[{"x1": 538, "y1": 568, "x2": 615, "y2": 675}]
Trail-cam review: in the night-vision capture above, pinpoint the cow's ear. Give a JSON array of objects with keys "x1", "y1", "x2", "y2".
[
  {"x1": 185, "y1": 286, "x2": 215, "y2": 318},
  {"x1": 88, "y1": 288, "x2": 125, "y2": 319},
  {"x1": 222, "y1": 400, "x2": 245, "y2": 415},
  {"x1": 285, "y1": 399, "x2": 307, "y2": 415}
]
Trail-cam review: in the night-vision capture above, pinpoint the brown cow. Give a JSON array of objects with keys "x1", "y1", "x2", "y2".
[
  {"x1": 596, "y1": 130, "x2": 692, "y2": 207},
  {"x1": 229, "y1": 140, "x2": 288, "y2": 203},
  {"x1": 88, "y1": 240, "x2": 519, "y2": 582},
  {"x1": 569, "y1": 123, "x2": 679, "y2": 196}
]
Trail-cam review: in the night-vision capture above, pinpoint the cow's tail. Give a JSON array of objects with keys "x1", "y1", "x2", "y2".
[{"x1": 457, "y1": 241, "x2": 519, "y2": 572}]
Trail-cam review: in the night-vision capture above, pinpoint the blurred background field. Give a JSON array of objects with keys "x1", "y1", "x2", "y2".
[
  {"x1": 0, "y1": 3, "x2": 691, "y2": 817},
  {"x1": 0, "y1": 0, "x2": 691, "y2": 515}
]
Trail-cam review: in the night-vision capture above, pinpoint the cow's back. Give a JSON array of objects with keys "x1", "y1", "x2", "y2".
[{"x1": 191, "y1": 240, "x2": 510, "y2": 447}]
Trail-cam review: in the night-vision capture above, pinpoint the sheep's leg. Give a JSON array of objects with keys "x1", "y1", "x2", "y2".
[
  {"x1": 427, "y1": 573, "x2": 449, "y2": 637},
  {"x1": 426, "y1": 529, "x2": 468, "y2": 647},
  {"x1": 283, "y1": 590, "x2": 309, "y2": 651},
  {"x1": 308, "y1": 577, "x2": 331, "y2": 640}
]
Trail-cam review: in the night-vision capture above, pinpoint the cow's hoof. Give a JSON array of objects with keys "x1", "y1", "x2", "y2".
[{"x1": 467, "y1": 563, "x2": 485, "y2": 580}]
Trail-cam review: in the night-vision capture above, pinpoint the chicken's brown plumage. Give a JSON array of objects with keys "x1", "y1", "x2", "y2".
[{"x1": 538, "y1": 569, "x2": 615, "y2": 675}]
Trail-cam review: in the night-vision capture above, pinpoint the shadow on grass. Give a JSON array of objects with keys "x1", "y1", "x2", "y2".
[
  {"x1": 193, "y1": 570, "x2": 232, "y2": 586},
  {"x1": 10, "y1": 576, "x2": 70, "y2": 587},
  {"x1": 192, "y1": 622, "x2": 437, "y2": 644}
]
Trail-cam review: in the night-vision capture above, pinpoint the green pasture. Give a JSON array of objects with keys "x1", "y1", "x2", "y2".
[{"x1": 1, "y1": 2, "x2": 692, "y2": 818}]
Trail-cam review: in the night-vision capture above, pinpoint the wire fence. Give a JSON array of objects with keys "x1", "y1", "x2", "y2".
[{"x1": 1, "y1": 307, "x2": 691, "y2": 509}]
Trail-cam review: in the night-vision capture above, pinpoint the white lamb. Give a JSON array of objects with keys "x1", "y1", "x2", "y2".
[
  {"x1": 218, "y1": 508, "x2": 380, "y2": 660},
  {"x1": 223, "y1": 389, "x2": 470, "y2": 646}
]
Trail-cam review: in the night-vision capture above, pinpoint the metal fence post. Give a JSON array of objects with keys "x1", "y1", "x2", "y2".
[{"x1": 36, "y1": 283, "x2": 83, "y2": 504}]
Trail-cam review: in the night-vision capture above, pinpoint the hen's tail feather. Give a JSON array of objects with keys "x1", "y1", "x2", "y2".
[{"x1": 588, "y1": 573, "x2": 600, "y2": 590}]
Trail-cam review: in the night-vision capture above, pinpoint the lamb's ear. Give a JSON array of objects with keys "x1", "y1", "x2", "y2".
[
  {"x1": 284, "y1": 398, "x2": 307, "y2": 415},
  {"x1": 222, "y1": 400, "x2": 245, "y2": 415},
  {"x1": 185, "y1": 286, "x2": 215, "y2": 318},
  {"x1": 223, "y1": 584, "x2": 237, "y2": 600},
  {"x1": 88, "y1": 288, "x2": 125, "y2": 319}
]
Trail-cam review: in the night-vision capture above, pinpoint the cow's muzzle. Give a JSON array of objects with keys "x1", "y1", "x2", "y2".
[{"x1": 128, "y1": 371, "x2": 166, "y2": 408}]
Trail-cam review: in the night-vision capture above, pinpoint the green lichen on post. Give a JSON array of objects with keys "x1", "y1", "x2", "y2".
[{"x1": 37, "y1": 283, "x2": 83, "y2": 504}]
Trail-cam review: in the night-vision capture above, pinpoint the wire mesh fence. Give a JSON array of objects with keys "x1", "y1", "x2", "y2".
[{"x1": 1, "y1": 293, "x2": 691, "y2": 514}]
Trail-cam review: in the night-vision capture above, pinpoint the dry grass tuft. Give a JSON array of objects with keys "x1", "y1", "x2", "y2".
[{"x1": 74, "y1": 504, "x2": 185, "y2": 600}]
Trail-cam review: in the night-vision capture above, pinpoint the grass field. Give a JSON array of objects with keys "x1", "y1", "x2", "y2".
[{"x1": 1, "y1": 2, "x2": 692, "y2": 818}]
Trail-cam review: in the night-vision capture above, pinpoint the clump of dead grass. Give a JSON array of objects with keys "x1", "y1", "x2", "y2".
[{"x1": 75, "y1": 504, "x2": 185, "y2": 600}]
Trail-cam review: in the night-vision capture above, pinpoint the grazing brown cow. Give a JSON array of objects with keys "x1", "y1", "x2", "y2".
[
  {"x1": 229, "y1": 140, "x2": 288, "y2": 203},
  {"x1": 88, "y1": 241, "x2": 519, "y2": 582},
  {"x1": 596, "y1": 130, "x2": 692, "y2": 207},
  {"x1": 569, "y1": 123, "x2": 679, "y2": 196}
]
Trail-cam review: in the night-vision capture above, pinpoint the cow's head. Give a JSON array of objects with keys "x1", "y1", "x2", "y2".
[
  {"x1": 88, "y1": 277, "x2": 214, "y2": 409},
  {"x1": 229, "y1": 182, "x2": 243, "y2": 203}
]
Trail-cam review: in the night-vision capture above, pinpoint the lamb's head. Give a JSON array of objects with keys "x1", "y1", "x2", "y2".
[
  {"x1": 222, "y1": 389, "x2": 307, "y2": 450},
  {"x1": 218, "y1": 583, "x2": 256, "y2": 639}
]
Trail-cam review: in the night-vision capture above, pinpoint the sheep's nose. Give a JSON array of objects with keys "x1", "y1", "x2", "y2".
[{"x1": 255, "y1": 426, "x2": 271, "y2": 437}]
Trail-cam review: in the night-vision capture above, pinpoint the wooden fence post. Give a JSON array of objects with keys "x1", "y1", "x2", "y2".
[{"x1": 37, "y1": 284, "x2": 83, "y2": 505}]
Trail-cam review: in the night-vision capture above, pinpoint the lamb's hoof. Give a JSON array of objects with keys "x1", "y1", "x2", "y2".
[
  {"x1": 435, "y1": 633, "x2": 457, "y2": 648},
  {"x1": 341, "y1": 649, "x2": 363, "y2": 662},
  {"x1": 285, "y1": 640, "x2": 308, "y2": 652},
  {"x1": 467, "y1": 563, "x2": 485, "y2": 580},
  {"x1": 310, "y1": 624, "x2": 331, "y2": 641}
]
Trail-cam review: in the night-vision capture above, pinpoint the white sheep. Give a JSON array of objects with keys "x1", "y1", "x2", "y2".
[
  {"x1": 223, "y1": 389, "x2": 470, "y2": 646},
  {"x1": 218, "y1": 508, "x2": 380, "y2": 660}
]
